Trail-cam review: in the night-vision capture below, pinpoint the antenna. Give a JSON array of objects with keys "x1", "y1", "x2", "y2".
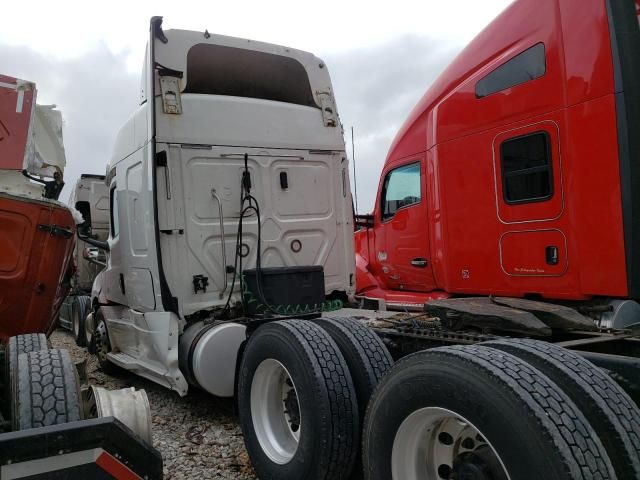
[{"x1": 351, "y1": 126, "x2": 359, "y2": 215}]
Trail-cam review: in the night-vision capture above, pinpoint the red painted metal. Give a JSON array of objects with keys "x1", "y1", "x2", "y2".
[
  {"x1": 0, "y1": 75, "x2": 35, "y2": 171},
  {"x1": 0, "y1": 74, "x2": 75, "y2": 341},
  {"x1": 355, "y1": 0, "x2": 636, "y2": 304},
  {"x1": 96, "y1": 451, "x2": 143, "y2": 480},
  {"x1": 0, "y1": 193, "x2": 76, "y2": 341}
]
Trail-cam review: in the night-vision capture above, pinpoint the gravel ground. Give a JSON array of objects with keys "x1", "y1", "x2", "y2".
[{"x1": 50, "y1": 329, "x2": 256, "y2": 480}]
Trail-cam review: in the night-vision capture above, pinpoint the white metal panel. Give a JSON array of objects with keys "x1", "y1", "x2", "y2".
[
  {"x1": 103, "y1": 306, "x2": 187, "y2": 395},
  {"x1": 158, "y1": 145, "x2": 353, "y2": 317},
  {"x1": 156, "y1": 95, "x2": 343, "y2": 151}
]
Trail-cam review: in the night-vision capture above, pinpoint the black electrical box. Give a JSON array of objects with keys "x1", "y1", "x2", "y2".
[{"x1": 243, "y1": 266, "x2": 325, "y2": 316}]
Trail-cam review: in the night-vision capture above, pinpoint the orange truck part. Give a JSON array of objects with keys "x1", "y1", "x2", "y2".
[
  {"x1": 0, "y1": 74, "x2": 76, "y2": 341},
  {"x1": 0, "y1": 192, "x2": 75, "y2": 341}
]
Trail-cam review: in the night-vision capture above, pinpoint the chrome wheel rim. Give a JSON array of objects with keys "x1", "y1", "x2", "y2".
[
  {"x1": 250, "y1": 359, "x2": 301, "y2": 464},
  {"x1": 392, "y1": 407, "x2": 510, "y2": 480}
]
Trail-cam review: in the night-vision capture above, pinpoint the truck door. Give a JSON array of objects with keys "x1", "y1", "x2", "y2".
[
  {"x1": 493, "y1": 122, "x2": 567, "y2": 278},
  {"x1": 374, "y1": 157, "x2": 436, "y2": 291}
]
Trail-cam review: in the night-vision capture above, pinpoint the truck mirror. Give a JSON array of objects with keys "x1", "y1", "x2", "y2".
[
  {"x1": 75, "y1": 201, "x2": 92, "y2": 237},
  {"x1": 78, "y1": 222, "x2": 91, "y2": 238}
]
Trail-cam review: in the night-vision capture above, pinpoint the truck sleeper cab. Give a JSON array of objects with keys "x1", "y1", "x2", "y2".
[
  {"x1": 59, "y1": 174, "x2": 109, "y2": 345},
  {"x1": 355, "y1": 0, "x2": 640, "y2": 321},
  {"x1": 91, "y1": 18, "x2": 354, "y2": 396}
]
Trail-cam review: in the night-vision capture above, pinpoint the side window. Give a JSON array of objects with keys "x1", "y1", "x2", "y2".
[
  {"x1": 110, "y1": 186, "x2": 119, "y2": 237},
  {"x1": 476, "y1": 43, "x2": 546, "y2": 98},
  {"x1": 381, "y1": 162, "x2": 421, "y2": 220},
  {"x1": 501, "y1": 131, "x2": 553, "y2": 204}
]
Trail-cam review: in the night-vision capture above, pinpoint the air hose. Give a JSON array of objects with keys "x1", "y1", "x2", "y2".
[{"x1": 221, "y1": 153, "x2": 339, "y2": 318}]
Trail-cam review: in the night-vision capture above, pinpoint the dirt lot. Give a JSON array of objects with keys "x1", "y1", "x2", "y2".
[{"x1": 50, "y1": 329, "x2": 256, "y2": 480}]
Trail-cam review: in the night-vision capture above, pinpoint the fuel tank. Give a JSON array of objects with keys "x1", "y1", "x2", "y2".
[{"x1": 0, "y1": 192, "x2": 76, "y2": 341}]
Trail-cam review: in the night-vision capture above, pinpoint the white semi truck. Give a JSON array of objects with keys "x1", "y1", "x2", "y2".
[
  {"x1": 59, "y1": 174, "x2": 109, "y2": 345},
  {"x1": 84, "y1": 15, "x2": 640, "y2": 480}
]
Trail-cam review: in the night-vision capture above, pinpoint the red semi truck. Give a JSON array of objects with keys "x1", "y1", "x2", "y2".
[
  {"x1": 355, "y1": 0, "x2": 640, "y2": 311},
  {"x1": 351, "y1": 0, "x2": 640, "y2": 478},
  {"x1": 0, "y1": 75, "x2": 162, "y2": 478}
]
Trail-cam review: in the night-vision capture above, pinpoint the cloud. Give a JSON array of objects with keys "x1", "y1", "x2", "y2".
[
  {"x1": 0, "y1": 35, "x2": 460, "y2": 210},
  {"x1": 325, "y1": 35, "x2": 461, "y2": 211},
  {"x1": 0, "y1": 43, "x2": 139, "y2": 202}
]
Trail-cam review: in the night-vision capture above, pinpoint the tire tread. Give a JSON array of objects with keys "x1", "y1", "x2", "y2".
[
  {"x1": 484, "y1": 338, "x2": 640, "y2": 479},
  {"x1": 279, "y1": 320, "x2": 357, "y2": 480},
  {"x1": 13, "y1": 348, "x2": 82, "y2": 430}
]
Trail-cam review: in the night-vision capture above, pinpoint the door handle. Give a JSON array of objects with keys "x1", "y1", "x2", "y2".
[{"x1": 411, "y1": 258, "x2": 428, "y2": 268}]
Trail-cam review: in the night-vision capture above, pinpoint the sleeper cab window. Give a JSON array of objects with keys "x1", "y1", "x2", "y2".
[
  {"x1": 500, "y1": 131, "x2": 553, "y2": 204},
  {"x1": 381, "y1": 162, "x2": 421, "y2": 220},
  {"x1": 184, "y1": 43, "x2": 317, "y2": 108},
  {"x1": 476, "y1": 43, "x2": 546, "y2": 98},
  {"x1": 110, "y1": 186, "x2": 119, "y2": 237}
]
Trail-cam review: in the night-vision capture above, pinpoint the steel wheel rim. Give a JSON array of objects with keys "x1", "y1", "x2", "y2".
[
  {"x1": 391, "y1": 407, "x2": 510, "y2": 480},
  {"x1": 94, "y1": 321, "x2": 110, "y2": 363},
  {"x1": 250, "y1": 359, "x2": 301, "y2": 465}
]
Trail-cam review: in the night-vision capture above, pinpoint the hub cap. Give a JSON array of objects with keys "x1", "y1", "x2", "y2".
[
  {"x1": 250, "y1": 359, "x2": 301, "y2": 464},
  {"x1": 391, "y1": 407, "x2": 509, "y2": 480}
]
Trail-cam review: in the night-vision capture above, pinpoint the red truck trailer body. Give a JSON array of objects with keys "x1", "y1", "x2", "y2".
[
  {"x1": 356, "y1": 0, "x2": 640, "y2": 307},
  {"x1": 0, "y1": 193, "x2": 75, "y2": 341},
  {"x1": 0, "y1": 76, "x2": 75, "y2": 341},
  {"x1": 0, "y1": 75, "x2": 162, "y2": 479}
]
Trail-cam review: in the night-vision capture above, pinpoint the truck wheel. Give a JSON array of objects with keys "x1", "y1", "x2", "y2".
[
  {"x1": 11, "y1": 348, "x2": 83, "y2": 430},
  {"x1": 363, "y1": 345, "x2": 616, "y2": 480},
  {"x1": 315, "y1": 316, "x2": 393, "y2": 421},
  {"x1": 6, "y1": 334, "x2": 49, "y2": 386},
  {"x1": 484, "y1": 338, "x2": 640, "y2": 479},
  {"x1": 238, "y1": 320, "x2": 358, "y2": 480},
  {"x1": 72, "y1": 296, "x2": 90, "y2": 347},
  {"x1": 94, "y1": 312, "x2": 115, "y2": 374}
]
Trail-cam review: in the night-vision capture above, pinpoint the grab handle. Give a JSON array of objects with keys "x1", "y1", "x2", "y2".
[{"x1": 211, "y1": 189, "x2": 228, "y2": 299}]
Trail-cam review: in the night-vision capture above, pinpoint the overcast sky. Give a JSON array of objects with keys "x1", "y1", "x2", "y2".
[{"x1": 0, "y1": 0, "x2": 512, "y2": 211}]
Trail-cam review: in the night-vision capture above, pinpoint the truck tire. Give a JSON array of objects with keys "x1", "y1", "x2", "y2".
[
  {"x1": 315, "y1": 316, "x2": 393, "y2": 421},
  {"x1": 484, "y1": 338, "x2": 640, "y2": 480},
  {"x1": 363, "y1": 345, "x2": 617, "y2": 480},
  {"x1": 6, "y1": 334, "x2": 49, "y2": 387},
  {"x1": 238, "y1": 320, "x2": 358, "y2": 480},
  {"x1": 11, "y1": 348, "x2": 83, "y2": 431},
  {"x1": 72, "y1": 296, "x2": 91, "y2": 347}
]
